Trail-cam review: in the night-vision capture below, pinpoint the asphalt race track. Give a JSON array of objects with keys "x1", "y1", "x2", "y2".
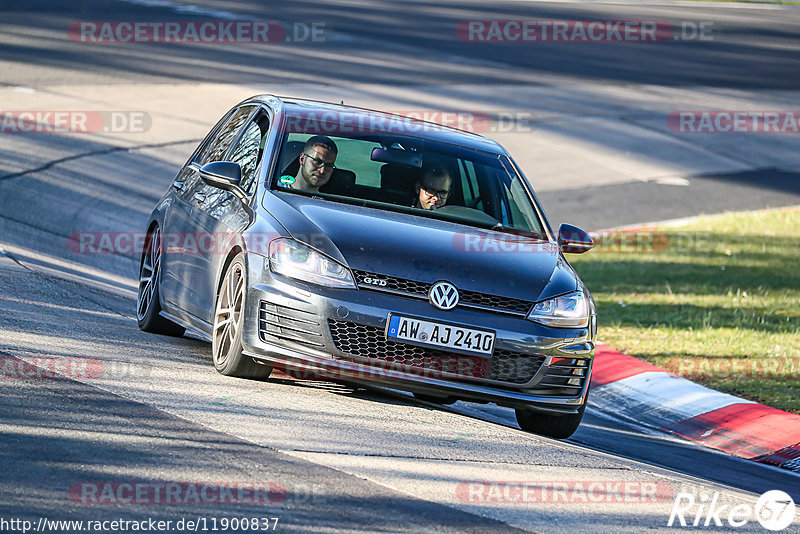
[{"x1": 1, "y1": 1, "x2": 799, "y2": 532}]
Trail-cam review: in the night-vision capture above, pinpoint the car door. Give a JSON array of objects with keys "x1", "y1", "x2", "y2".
[
  {"x1": 165, "y1": 104, "x2": 257, "y2": 322},
  {"x1": 159, "y1": 107, "x2": 236, "y2": 308},
  {"x1": 190, "y1": 107, "x2": 273, "y2": 325},
  {"x1": 180, "y1": 105, "x2": 274, "y2": 324}
]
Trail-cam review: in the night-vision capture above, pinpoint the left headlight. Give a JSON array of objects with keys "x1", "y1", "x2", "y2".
[
  {"x1": 269, "y1": 238, "x2": 356, "y2": 289},
  {"x1": 527, "y1": 290, "x2": 589, "y2": 328}
]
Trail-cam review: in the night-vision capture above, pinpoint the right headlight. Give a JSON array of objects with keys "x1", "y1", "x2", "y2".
[
  {"x1": 268, "y1": 238, "x2": 356, "y2": 289},
  {"x1": 527, "y1": 290, "x2": 589, "y2": 328}
]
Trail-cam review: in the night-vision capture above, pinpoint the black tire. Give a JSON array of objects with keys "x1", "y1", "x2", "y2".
[
  {"x1": 137, "y1": 226, "x2": 186, "y2": 336},
  {"x1": 515, "y1": 401, "x2": 586, "y2": 439},
  {"x1": 413, "y1": 392, "x2": 458, "y2": 405},
  {"x1": 212, "y1": 253, "x2": 272, "y2": 379}
]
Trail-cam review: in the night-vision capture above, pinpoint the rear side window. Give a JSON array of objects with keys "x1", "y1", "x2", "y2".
[
  {"x1": 190, "y1": 108, "x2": 235, "y2": 165},
  {"x1": 199, "y1": 105, "x2": 255, "y2": 164}
]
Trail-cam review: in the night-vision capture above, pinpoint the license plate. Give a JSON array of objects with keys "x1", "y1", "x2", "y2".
[{"x1": 386, "y1": 314, "x2": 495, "y2": 356}]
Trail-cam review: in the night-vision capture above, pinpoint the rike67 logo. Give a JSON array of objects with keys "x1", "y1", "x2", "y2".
[{"x1": 668, "y1": 490, "x2": 796, "y2": 531}]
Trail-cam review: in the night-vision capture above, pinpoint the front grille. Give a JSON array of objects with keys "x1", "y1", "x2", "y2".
[
  {"x1": 531, "y1": 357, "x2": 590, "y2": 396},
  {"x1": 459, "y1": 289, "x2": 533, "y2": 315},
  {"x1": 352, "y1": 269, "x2": 533, "y2": 317},
  {"x1": 259, "y1": 301, "x2": 324, "y2": 348},
  {"x1": 353, "y1": 270, "x2": 430, "y2": 296},
  {"x1": 328, "y1": 319, "x2": 545, "y2": 384}
]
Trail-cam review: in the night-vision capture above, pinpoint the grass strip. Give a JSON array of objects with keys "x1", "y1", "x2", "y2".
[{"x1": 570, "y1": 207, "x2": 800, "y2": 413}]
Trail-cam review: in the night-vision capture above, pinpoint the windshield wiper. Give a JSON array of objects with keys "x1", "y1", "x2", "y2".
[{"x1": 491, "y1": 223, "x2": 545, "y2": 241}]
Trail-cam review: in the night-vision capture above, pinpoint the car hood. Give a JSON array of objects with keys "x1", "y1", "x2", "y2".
[{"x1": 270, "y1": 194, "x2": 578, "y2": 303}]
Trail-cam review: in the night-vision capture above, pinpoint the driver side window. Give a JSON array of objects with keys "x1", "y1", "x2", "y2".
[{"x1": 229, "y1": 109, "x2": 270, "y2": 195}]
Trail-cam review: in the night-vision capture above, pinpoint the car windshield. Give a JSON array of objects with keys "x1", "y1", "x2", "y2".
[{"x1": 271, "y1": 127, "x2": 546, "y2": 237}]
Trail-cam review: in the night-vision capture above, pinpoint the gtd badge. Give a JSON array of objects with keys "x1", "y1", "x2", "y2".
[
  {"x1": 429, "y1": 281, "x2": 459, "y2": 310},
  {"x1": 363, "y1": 277, "x2": 388, "y2": 287}
]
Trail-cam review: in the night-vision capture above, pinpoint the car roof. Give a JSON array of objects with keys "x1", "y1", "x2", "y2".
[{"x1": 245, "y1": 94, "x2": 508, "y2": 155}]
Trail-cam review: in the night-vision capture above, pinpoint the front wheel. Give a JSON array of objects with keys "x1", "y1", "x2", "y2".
[
  {"x1": 212, "y1": 253, "x2": 271, "y2": 379},
  {"x1": 515, "y1": 402, "x2": 586, "y2": 439}
]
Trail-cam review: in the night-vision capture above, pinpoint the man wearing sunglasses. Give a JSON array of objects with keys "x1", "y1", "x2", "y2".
[
  {"x1": 413, "y1": 163, "x2": 452, "y2": 210},
  {"x1": 285, "y1": 135, "x2": 338, "y2": 193}
]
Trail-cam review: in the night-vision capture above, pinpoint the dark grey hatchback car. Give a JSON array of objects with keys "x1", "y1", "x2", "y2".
[{"x1": 137, "y1": 95, "x2": 597, "y2": 438}]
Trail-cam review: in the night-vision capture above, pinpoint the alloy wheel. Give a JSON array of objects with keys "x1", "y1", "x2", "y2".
[
  {"x1": 213, "y1": 259, "x2": 245, "y2": 367},
  {"x1": 137, "y1": 227, "x2": 161, "y2": 321}
]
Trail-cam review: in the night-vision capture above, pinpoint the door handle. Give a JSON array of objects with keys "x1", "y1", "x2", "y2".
[
  {"x1": 194, "y1": 193, "x2": 206, "y2": 204},
  {"x1": 172, "y1": 180, "x2": 185, "y2": 191}
]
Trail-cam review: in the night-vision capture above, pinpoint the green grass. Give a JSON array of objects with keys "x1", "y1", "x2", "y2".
[
  {"x1": 682, "y1": 0, "x2": 800, "y2": 4},
  {"x1": 675, "y1": 0, "x2": 800, "y2": 4},
  {"x1": 570, "y1": 207, "x2": 800, "y2": 413},
  {"x1": 683, "y1": 0, "x2": 800, "y2": 6}
]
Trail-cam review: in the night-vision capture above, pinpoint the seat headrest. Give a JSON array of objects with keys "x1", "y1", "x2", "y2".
[
  {"x1": 319, "y1": 169, "x2": 356, "y2": 195},
  {"x1": 331, "y1": 168, "x2": 355, "y2": 185},
  {"x1": 278, "y1": 141, "x2": 307, "y2": 176},
  {"x1": 380, "y1": 164, "x2": 419, "y2": 193}
]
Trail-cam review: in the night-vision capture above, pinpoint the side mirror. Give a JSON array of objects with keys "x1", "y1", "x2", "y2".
[
  {"x1": 200, "y1": 161, "x2": 243, "y2": 190},
  {"x1": 558, "y1": 224, "x2": 594, "y2": 254},
  {"x1": 199, "y1": 161, "x2": 247, "y2": 201}
]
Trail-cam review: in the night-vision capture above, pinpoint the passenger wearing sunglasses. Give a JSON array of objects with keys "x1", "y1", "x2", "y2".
[
  {"x1": 285, "y1": 135, "x2": 338, "y2": 193},
  {"x1": 413, "y1": 164, "x2": 452, "y2": 210}
]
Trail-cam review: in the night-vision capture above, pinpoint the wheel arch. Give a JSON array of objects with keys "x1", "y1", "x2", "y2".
[{"x1": 216, "y1": 245, "x2": 246, "y2": 295}]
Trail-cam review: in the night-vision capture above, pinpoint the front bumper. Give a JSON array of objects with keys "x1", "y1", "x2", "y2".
[{"x1": 241, "y1": 255, "x2": 595, "y2": 414}]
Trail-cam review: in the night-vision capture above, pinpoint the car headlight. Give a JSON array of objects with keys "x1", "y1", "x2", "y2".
[
  {"x1": 269, "y1": 238, "x2": 356, "y2": 289},
  {"x1": 527, "y1": 291, "x2": 589, "y2": 328}
]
